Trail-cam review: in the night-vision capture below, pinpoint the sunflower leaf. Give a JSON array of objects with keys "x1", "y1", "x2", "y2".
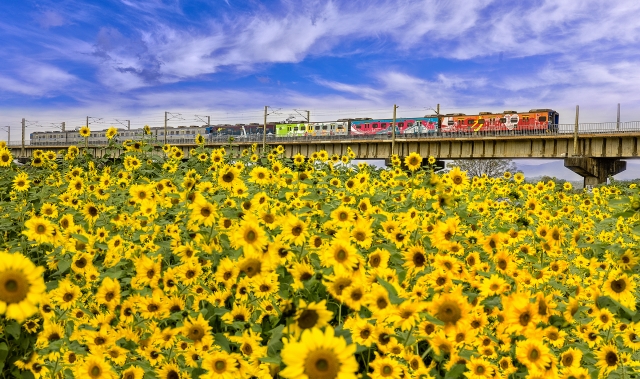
[{"x1": 214, "y1": 333, "x2": 230, "y2": 352}]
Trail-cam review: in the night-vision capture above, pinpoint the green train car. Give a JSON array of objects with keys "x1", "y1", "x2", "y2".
[{"x1": 276, "y1": 121, "x2": 348, "y2": 137}]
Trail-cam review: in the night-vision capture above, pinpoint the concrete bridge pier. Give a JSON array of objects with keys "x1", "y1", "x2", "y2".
[{"x1": 564, "y1": 157, "x2": 626, "y2": 187}]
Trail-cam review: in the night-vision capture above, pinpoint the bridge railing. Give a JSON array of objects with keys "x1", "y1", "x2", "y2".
[{"x1": 5, "y1": 121, "x2": 640, "y2": 148}]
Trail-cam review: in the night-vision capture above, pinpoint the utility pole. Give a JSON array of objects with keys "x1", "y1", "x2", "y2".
[
  {"x1": 573, "y1": 105, "x2": 579, "y2": 156},
  {"x1": 307, "y1": 110, "x2": 310, "y2": 124},
  {"x1": 436, "y1": 103, "x2": 440, "y2": 134},
  {"x1": 391, "y1": 104, "x2": 398, "y2": 156},
  {"x1": 616, "y1": 103, "x2": 620, "y2": 131},
  {"x1": 263, "y1": 106, "x2": 268, "y2": 153},
  {"x1": 127, "y1": 120, "x2": 131, "y2": 130},
  {"x1": 62, "y1": 122, "x2": 67, "y2": 144},
  {"x1": 86, "y1": 116, "x2": 89, "y2": 130},
  {"x1": 207, "y1": 116, "x2": 210, "y2": 127},
  {"x1": 61, "y1": 122, "x2": 65, "y2": 132},
  {"x1": 21, "y1": 118, "x2": 25, "y2": 157},
  {"x1": 164, "y1": 111, "x2": 168, "y2": 144}
]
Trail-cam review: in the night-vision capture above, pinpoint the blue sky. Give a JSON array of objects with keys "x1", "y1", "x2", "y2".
[{"x1": 1, "y1": 0, "x2": 639, "y2": 178}]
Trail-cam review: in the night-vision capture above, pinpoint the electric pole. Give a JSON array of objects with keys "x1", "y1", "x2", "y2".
[
  {"x1": 573, "y1": 105, "x2": 579, "y2": 156},
  {"x1": 21, "y1": 118, "x2": 25, "y2": 157},
  {"x1": 207, "y1": 116, "x2": 210, "y2": 127},
  {"x1": 307, "y1": 110, "x2": 310, "y2": 124},
  {"x1": 436, "y1": 103, "x2": 440, "y2": 134},
  {"x1": 128, "y1": 120, "x2": 130, "y2": 130},
  {"x1": 86, "y1": 116, "x2": 89, "y2": 130},
  {"x1": 263, "y1": 106, "x2": 268, "y2": 153},
  {"x1": 164, "y1": 111, "x2": 168, "y2": 144},
  {"x1": 61, "y1": 122, "x2": 65, "y2": 132},
  {"x1": 617, "y1": 103, "x2": 620, "y2": 131},
  {"x1": 391, "y1": 104, "x2": 398, "y2": 156}
]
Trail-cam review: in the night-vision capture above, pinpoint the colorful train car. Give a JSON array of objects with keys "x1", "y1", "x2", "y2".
[
  {"x1": 440, "y1": 109, "x2": 559, "y2": 133},
  {"x1": 350, "y1": 117, "x2": 438, "y2": 136},
  {"x1": 275, "y1": 121, "x2": 348, "y2": 137}
]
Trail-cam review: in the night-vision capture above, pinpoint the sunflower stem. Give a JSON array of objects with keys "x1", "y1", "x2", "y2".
[
  {"x1": 420, "y1": 346, "x2": 432, "y2": 360},
  {"x1": 403, "y1": 325, "x2": 414, "y2": 347}
]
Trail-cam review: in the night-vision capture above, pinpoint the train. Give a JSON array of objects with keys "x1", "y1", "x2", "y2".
[{"x1": 28, "y1": 109, "x2": 559, "y2": 146}]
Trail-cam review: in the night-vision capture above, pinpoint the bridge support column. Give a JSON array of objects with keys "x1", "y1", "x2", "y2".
[{"x1": 564, "y1": 158, "x2": 626, "y2": 187}]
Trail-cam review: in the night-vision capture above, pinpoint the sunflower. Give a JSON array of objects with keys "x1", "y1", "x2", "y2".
[
  {"x1": 106, "y1": 126, "x2": 118, "y2": 140},
  {"x1": 189, "y1": 197, "x2": 217, "y2": 227},
  {"x1": 156, "y1": 363, "x2": 182, "y2": 379},
  {"x1": 218, "y1": 165, "x2": 241, "y2": 189},
  {"x1": 0, "y1": 252, "x2": 46, "y2": 322},
  {"x1": 515, "y1": 339, "x2": 551, "y2": 373},
  {"x1": 23, "y1": 216, "x2": 55, "y2": 244},
  {"x1": 79, "y1": 126, "x2": 91, "y2": 138},
  {"x1": 369, "y1": 354, "x2": 403, "y2": 379},
  {"x1": 95, "y1": 277, "x2": 121, "y2": 310},
  {"x1": 404, "y1": 152, "x2": 422, "y2": 171},
  {"x1": 230, "y1": 217, "x2": 268, "y2": 255},
  {"x1": 448, "y1": 166, "x2": 469, "y2": 189},
  {"x1": 595, "y1": 344, "x2": 621, "y2": 377},
  {"x1": 0, "y1": 148, "x2": 13, "y2": 167},
  {"x1": 199, "y1": 350, "x2": 238, "y2": 379},
  {"x1": 603, "y1": 271, "x2": 636, "y2": 310},
  {"x1": 321, "y1": 240, "x2": 359, "y2": 272},
  {"x1": 292, "y1": 300, "x2": 333, "y2": 334},
  {"x1": 280, "y1": 327, "x2": 358, "y2": 379},
  {"x1": 427, "y1": 288, "x2": 471, "y2": 334},
  {"x1": 12, "y1": 172, "x2": 30, "y2": 192},
  {"x1": 75, "y1": 355, "x2": 115, "y2": 379},
  {"x1": 282, "y1": 215, "x2": 309, "y2": 246},
  {"x1": 83, "y1": 202, "x2": 100, "y2": 223},
  {"x1": 182, "y1": 314, "x2": 212, "y2": 344}
]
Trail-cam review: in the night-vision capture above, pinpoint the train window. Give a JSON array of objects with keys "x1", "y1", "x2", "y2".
[
  {"x1": 448, "y1": 120, "x2": 454, "y2": 126},
  {"x1": 499, "y1": 118, "x2": 506, "y2": 123},
  {"x1": 315, "y1": 125, "x2": 320, "y2": 130},
  {"x1": 381, "y1": 123, "x2": 387, "y2": 128},
  {"x1": 407, "y1": 122, "x2": 414, "y2": 127},
  {"x1": 467, "y1": 120, "x2": 474, "y2": 125},
  {"x1": 458, "y1": 119, "x2": 464, "y2": 123},
  {"x1": 478, "y1": 119, "x2": 485, "y2": 125},
  {"x1": 323, "y1": 125, "x2": 328, "y2": 130},
  {"x1": 510, "y1": 117, "x2": 518, "y2": 123},
  {"x1": 293, "y1": 127, "x2": 298, "y2": 131},
  {"x1": 538, "y1": 116, "x2": 547, "y2": 122},
  {"x1": 398, "y1": 123, "x2": 404, "y2": 128}
]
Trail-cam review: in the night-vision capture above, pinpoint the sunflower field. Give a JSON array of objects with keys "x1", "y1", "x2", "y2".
[{"x1": 0, "y1": 132, "x2": 640, "y2": 379}]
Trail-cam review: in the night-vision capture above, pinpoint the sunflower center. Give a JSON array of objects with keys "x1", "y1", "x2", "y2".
[
  {"x1": 412, "y1": 252, "x2": 425, "y2": 267},
  {"x1": 0, "y1": 271, "x2": 30, "y2": 304},
  {"x1": 297, "y1": 309, "x2": 319, "y2": 329},
  {"x1": 188, "y1": 326, "x2": 204, "y2": 341},
  {"x1": 436, "y1": 300, "x2": 461, "y2": 324},
  {"x1": 336, "y1": 249, "x2": 347, "y2": 261},
  {"x1": 610, "y1": 279, "x2": 627, "y2": 293},
  {"x1": 304, "y1": 349, "x2": 339, "y2": 379},
  {"x1": 90, "y1": 365, "x2": 101, "y2": 377},
  {"x1": 562, "y1": 354, "x2": 573, "y2": 366},
  {"x1": 453, "y1": 175, "x2": 462, "y2": 185},
  {"x1": 222, "y1": 173, "x2": 234, "y2": 183},
  {"x1": 519, "y1": 312, "x2": 531, "y2": 326},
  {"x1": 214, "y1": 360, "x2": 226, "y2": 373},
  {"x1": 528, "y1": 348, "x2": 540, "y2": 361},
  {"x1": 246, "y1": 230, "x2": 257, "y2": 242},
  {"x1": 201, "y1": 207, "x2": 211, "y2": 217},
  {"x1": 605, "y1": 351, "x2": 618, "y2": 366},
  {"x1": 292, "y1": 226, "x2": 303, "y2": 236},
  {"x1": 36, "y1": 224, "x2": 46, "y2": 234}
]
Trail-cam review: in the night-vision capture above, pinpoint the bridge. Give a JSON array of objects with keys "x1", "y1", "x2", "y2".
[{"x1": 7, "y1": 122, "x2": 640, "y2": 186}]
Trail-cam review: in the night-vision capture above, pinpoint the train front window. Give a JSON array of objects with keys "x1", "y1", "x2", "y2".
[{"x1": 538, "y1": 116, "x2": 547, "y2": 122}]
